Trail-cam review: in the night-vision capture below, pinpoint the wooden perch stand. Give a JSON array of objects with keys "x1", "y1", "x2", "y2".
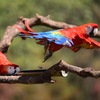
[{"x1": 0, "y1": 14, "x2": 100, "y2": 84}]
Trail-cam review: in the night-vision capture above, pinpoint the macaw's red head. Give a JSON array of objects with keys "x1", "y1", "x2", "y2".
[
  {"x1": 69, "y1": 23, "x2": 100, "y2": 52},
  {"x1": 75, "y1": 23, "x2": 100, "y2": 48},
  {"x1": 0, "y1": 52, "x2": 20, "y2": 75},
  {"x1": 79, "y1": 23, "x2": 98, "y2": 37}
]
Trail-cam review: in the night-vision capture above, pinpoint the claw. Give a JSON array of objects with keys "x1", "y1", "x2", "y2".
[
  {"x1": 49, "y1": 79, "x2": 56, "y2": 83},
  {"x1": 43, "y1": 51, "x2": 53, "y2": 62}
]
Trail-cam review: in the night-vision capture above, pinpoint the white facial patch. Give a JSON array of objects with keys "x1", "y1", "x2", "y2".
[
  {"x1": 60, "y1": 70, "x2": 68, "y2": 77},
  {"x1": 8, "y1": 66, "x2": 15, "y2": 74},
  {"x1": 86, "y1": 26, "x2": 93, "y2": 35}
]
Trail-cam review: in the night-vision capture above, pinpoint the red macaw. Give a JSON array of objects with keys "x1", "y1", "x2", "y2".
[
  {"x1": 0, "y1": 52, "x2": 20, "y2": 74},
  {"x1": 17, "y1": 22, "x2": 100, "y2": 61}
]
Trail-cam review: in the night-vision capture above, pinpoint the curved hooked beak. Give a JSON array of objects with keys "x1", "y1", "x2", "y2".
[
  {"x1": 86, "y1": 26, "x2": 98, "y2": 36},
  {"x1": 14, "y1": 67, "x2": 20, "y2": 74}
]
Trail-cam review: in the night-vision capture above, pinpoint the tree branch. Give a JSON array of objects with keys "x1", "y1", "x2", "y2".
[
  {"x1": 0, "y1": 60, "x2": 100, "y2": 84},
  {"x1": 0, "y1": 14, "x2": 100, "y2": 53},
  {"x1": 0, "y1": 14, "x2": 100, "y2": 84}
]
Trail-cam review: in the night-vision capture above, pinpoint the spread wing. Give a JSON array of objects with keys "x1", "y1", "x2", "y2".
[{"x1": 19, "y1": 30, "x2": 74, "y2": 47}]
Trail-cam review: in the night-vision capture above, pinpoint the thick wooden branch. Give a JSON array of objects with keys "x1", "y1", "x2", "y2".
[
  {"x1": 0, "y1": 60, "x2": 100, "y2": 84},
  {"x1": 0, "y1": 14, "x2": 100, "y2": 53},
  {"x1": 0, "y1": 14, "x2": 100, "y2": 84}
]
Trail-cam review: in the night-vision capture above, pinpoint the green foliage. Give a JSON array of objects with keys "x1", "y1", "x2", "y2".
[{"x1": 0, "y1": 0, "x2": 100, "y2": 100}]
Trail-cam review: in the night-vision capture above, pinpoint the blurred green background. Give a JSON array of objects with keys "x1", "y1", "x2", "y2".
[{"x1": 0, "y1": 0, "x2": 100, "y2": 100}]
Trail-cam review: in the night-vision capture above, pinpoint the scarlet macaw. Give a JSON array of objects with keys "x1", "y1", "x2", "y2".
[
  {"x1": 0, "y1": 52, "x2": 20, "y2": 74},
  {"x1": 17, "y1": 23, "x2": 100, "y2": 61}
]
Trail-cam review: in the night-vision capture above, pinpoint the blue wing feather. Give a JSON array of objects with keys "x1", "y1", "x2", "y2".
[{"x1": 18, "y1": 30, "x2": 74, "y2": 47}]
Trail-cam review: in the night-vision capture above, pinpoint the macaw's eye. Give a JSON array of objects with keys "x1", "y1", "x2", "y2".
[{"x1": 86, "y1": 26, "x2": 98, "y2": 36}]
